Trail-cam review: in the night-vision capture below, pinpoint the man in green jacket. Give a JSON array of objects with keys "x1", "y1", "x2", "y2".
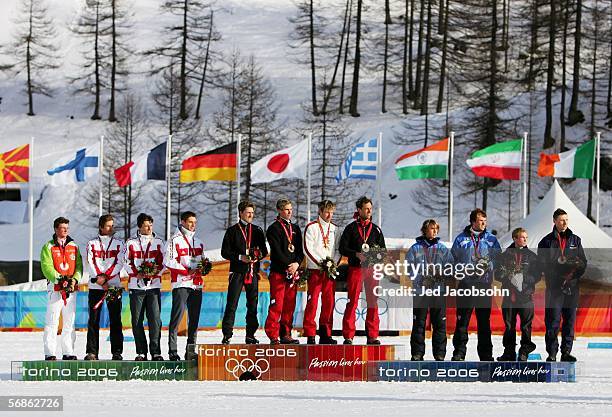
[{"x1": 41, "y1": 217, "x2": 83, "y2": 360}]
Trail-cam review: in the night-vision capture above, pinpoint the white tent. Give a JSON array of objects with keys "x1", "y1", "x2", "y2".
[{"x1": 499, "y1": 180, "x2": 612, "y2": 249}]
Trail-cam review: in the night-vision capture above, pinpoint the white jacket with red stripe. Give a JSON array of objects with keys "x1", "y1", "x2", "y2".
[
  {"x1": 163, "y1": 226, "x2": 205, "y2": 290},
  {"x1": 124, "y1": 234, "x2": 165, "y2": 290},
  {"x1": 86, "y1": 235, "x2": 126, "y2": 290},
  {"x1": 303, "y1": 217, "x2": 340, "y2": 270}
]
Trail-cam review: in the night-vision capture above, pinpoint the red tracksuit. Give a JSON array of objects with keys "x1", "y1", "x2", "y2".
[
  {"x1": 338, "y1": 219, "x2": 385, "y2": 340},
  {"x1": 264, "y1": 218, "x2": 304, "y2": 340}
]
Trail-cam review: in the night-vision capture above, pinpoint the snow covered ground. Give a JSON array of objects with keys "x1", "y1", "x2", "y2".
[{"x1": 0, "y1": 330, "x2": 611, "y2": 417}]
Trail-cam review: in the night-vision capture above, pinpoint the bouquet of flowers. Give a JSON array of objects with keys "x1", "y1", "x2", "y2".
[
  {"x1": 319, "y1": 256, "x2": 340, "y2": 279},
  {"x1": 245, "y1": 247, "x2": 262, "y2": 264},
  {"x1": 559, "y1": 256, "x2": 586, "y2": 295},
  {"x1": 473, "y1": 255, "x2": 491, "y2": 277},
  {"x1": 105, "y1": 286, "x2": 124, "y2": 303},
  {"x1": 286, "y1": 268, "x2": 310, "y2": 289},
  {"x1": 137, "y1": 260, "x2": 158, "y2": 286},
  {"x1": 361, "y1": 244, "x2": 387, "y2": 267},
  {"x1": 55, "y1": 276, "x2": 77, "y2": 305},
  {"x1": 198, "y1": 258, "x2": 213, "y2": 277},
  {"x1": 422, "y1": 272, "x2": 446, "y2": 289}
]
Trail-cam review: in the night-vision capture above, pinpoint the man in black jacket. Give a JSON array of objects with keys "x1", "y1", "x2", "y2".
[
  {"x1": 338, "y1": 196, "x2": 386, "y2": 345},
  {"x1": 495, "y1": 227, "x2": 540, "y2": 362},
  {"x1": 537, "y1": 208, "x2": 587, "y2": 362},
  {"x1": 264, "y1": 198, "x2": 304, "y2": 344},
  {"x1": 220, "y1": 200, "x2": 268, "y2": 345}
]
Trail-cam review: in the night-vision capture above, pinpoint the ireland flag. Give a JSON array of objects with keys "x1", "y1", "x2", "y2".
[
  {"x1": 466, "y1": 139, "x2": 522, "y2": 180},
  {"x1": 537, "y1": 139, "x2": 596, "y2": 179},
  {"x1": 394, "y1": 138, "x2": 449, "y2": 180}
]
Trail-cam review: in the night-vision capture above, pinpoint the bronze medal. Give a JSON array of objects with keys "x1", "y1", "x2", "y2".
[{"x1": 288, "y1": 243, "x2": 295, "y2": 253}]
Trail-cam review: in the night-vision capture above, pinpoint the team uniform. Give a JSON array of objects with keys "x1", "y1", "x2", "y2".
[
  {"x1": 338, "y1": 218, "x2": 386, "y2": 343},
  {"x1": 303, "y1": 216, "x2": 339, "y2": 342},
  {"x1": 537, "y1": 227, "x2": 587, "y2": 359},
  {"x1": 450, "y1": 226, "x2": 501, "y2": 361},
  {"x1": 220, "y1": 220, "x2": 268, "y2": 342},
  {"x1": 164, "y1": 226, "x2": 205, "y2": 359},
  {"x1": 124, "y1": 233, "x2": 165, "y2": 359},
  {"x1": 406, "y1": 236, "x2": 453, "y2": 360},
  {"x1": 494, "y1": 242, "x2": 540, "y2": 361},
  {"x1": 40, "y1": 235, "x2": 83, "y2": 359},
  {"x1": 265, "y1": 217, "x2": 304, "y2": 343},
  {"x1": 85, "y1": 235, "x2": 125, "y2": 359}
]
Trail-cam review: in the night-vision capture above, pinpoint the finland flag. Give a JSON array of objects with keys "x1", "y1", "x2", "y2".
[{"x1": 46, "y1": 146, "x2": 100, "y2": 186}]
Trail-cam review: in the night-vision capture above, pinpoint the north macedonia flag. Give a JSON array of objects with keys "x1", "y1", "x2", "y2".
[{"x1": 0, "y1": 144, "x2": 30, "y2": 184}]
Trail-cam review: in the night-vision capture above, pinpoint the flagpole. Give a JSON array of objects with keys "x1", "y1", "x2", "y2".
[
  {"x1": 307, "y1": 133, "x2": 312, "y2": 222},
  {"x1": 28, "y1": 137, "x2": 34, "y2": 283},
  {"x1": 98, "y1": 135, "x2": 104, "y2": 217},
  {"x1": 166, "y1": 134, "x2": 173, "y2": 241},
  {"x1": 522, "y1": 132, "x2": 528, "y2": 219},
  {"x1": 376, "y1": 132, "x2": 382, "y2": 226},
  {"x1": 448, "y1": 132, "x2": 454, "y2": 243},
  {"x1": 237, "y1": 135, "x2": 242, "y2": 221},
  {"x1": 596, "y1": 131, "x2": 601, "y2": 226}
]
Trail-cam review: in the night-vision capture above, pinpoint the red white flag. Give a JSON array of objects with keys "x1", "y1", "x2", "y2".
[
  {"x1": 250, "y1": 139, "x2": 309, "y2": 184},
  {"x1": 114, "y1": 142, "x2": 166, "y2": 187}
]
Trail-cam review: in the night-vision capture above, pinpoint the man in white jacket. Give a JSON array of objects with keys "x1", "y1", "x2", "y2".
[
  {"x1": 124, "y1": 213, "x2": 165, "y2": 361},
  {"x1": 164, "y1": 211, "x2": 205, "y2": 361},
  {"x1": 303, "y1": 200, "x2": 340, "y2": 345},
  {"x1": 85, "y1": 214, "x2": 126, "y2": 360}
]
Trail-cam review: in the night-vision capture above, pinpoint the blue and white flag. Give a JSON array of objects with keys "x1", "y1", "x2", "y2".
[
  {"x1": 46, "y1": 146, "x2": 100, "y2": 186},
  {"x1": 335, "y1": 138, "x2": 378, "y2": 182}
]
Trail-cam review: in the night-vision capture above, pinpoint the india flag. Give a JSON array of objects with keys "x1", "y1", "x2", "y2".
[
  {"x1": 466, "y1": 139, "x2": 522, "y2": 180},
  {"x1": 394, "y1": 138, "x2": 449, "y2": 180},
  {"x1": 537, "y1": 139, "x2": 595, "y2": 179}
]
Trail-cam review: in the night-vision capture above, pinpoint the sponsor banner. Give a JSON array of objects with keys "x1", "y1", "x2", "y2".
[
  {"x1": 371, "y1": 361, "x2": 576, "y2": 383},
  {"x1": 197, "y1": 344, "x2": 399, "y2": 381},
  {"x1": 12, "y1": 360, "x2": 197, "y2": 382}
]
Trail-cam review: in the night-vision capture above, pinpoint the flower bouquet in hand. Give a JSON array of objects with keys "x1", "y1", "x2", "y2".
[
  {"x1": 560, "y1": 256, "x2": 586, "y2": 295},
  {"x1": 56, "y1": 276, "x2": 78, "y2": 305},
  {"x1": 245, "y1": 247, "x2": 262, "y2": 264},
  {"x1": 290, "y1": 267, "x2": 310, "y2": 289},
  {"x1": 361, "y1": 244, "x2": 387, "y2": 267},
  {"x1": 319, "y1": 256, "x2": 340, "y2": 280},
  {"x1": 105, "y1": 286, "x2": 124, "y2": 303},
  {"x1": 197, "y1": 258, "x2": 213, "y2": 277},
  {"x1": 138, "y1": 260, "x2": 158, "y2": 286}
]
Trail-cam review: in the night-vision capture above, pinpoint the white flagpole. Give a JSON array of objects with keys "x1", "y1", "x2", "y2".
[
  {"x1": 448, "y1": 132, "x2": 454, "y2": 243},
  {"x1": 377, "y1": 132, "x2": 382, "y2": 226},
  {"x1": 237, "y1": 135, "x2": 242, "y2": 221},
  {"x1": 166, "y1": 134, "x2": 173, "y2": 240},
  {"x1": 522, "y1": 132, "x2": 528, "y2": 219},
  {"x1": 307, "y1": 133, "x2": 312, "y2": 222},
  {"x1": 28, "y1": 137, "x2": 34, "y2": 283},
  {"x1": 596, "y1": 131, "x2": 601, "y2": 226},
  {"x1": 98, "y1": 135, "x2": 104, "y2": 217}
]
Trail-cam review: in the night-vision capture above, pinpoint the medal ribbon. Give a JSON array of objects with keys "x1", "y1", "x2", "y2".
[
  {"x1": 358, "y1": 222, "x2": 373, "y2": 245},
  {"x1": 318, "y1": 219, "x2": 331, "y2": 248},
  {"x1": 180, "y1": 230, "x2": 202, "y2": 284},
  {"x1": 277, "y1": 218, "x2": 293, "y2": 245},
  {"x1": 557, "y1": 233, "x2": 567, "y2": 258},
  {"x1": 470, "y1": 233, "x2": 482, "y2": 258},
  {"x1": 239, "y1": 223, "x2": 255, "y2": 284}
]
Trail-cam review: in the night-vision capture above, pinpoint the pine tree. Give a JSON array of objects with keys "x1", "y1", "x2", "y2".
[{"x1": 0, "y1": 0, "x2": 60, "y2": 116}]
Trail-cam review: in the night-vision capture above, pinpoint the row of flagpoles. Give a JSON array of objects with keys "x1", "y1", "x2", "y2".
[{"x1": 0, "y1": 131, "x2": 603, "y2": 282}]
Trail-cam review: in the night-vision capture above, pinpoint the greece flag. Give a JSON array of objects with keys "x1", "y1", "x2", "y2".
[{"x1": 335, "y1": 138, "x2": 378, "y2": 182}]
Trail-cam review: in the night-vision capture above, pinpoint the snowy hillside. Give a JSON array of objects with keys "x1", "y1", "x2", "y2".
[{"x1": 0, "y1": 0, "x2": 610, "y2": 266}]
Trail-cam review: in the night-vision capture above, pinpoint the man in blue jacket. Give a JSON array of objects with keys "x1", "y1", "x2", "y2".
[
  {"x1": 537, "y1": 208, "x2": 587, "y2": 362},
  {"x1": 451, "y1": 208, "x2": 501, "y2": 361},
  {"x1": 406, "y1": 219, "x2": 454, "y2": 361}
]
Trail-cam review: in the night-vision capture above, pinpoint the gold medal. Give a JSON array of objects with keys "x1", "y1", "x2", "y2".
[{"x1": 288, "y1": 243, "x2": 295, "y2": 253}]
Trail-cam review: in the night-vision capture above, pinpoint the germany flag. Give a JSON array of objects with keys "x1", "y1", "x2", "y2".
[
  {"x1": 180, "y1": 142, "x2": 237, "y2": 183},
  {"x1": 0, "y1": 144, "x2": 29, "y2": 184}
]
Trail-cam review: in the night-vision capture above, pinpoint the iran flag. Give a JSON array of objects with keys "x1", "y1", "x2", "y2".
[
  {"x1": 250, "y1": 139, "x2": 309, "y2": 184},
  {"x1": 466, "y1": 139, "x2": 523, "y2": 180},
  {"x1": 114, "y1": 142, "x2": 166, "y2": 187}
]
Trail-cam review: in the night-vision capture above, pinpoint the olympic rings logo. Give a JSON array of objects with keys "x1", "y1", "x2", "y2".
[
  {"x1": 224, "y1": 357, "x2": 270, "y2": 379},
  {"x1": 334, "y1": 297, "x2": 389, "y2": 320}
]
